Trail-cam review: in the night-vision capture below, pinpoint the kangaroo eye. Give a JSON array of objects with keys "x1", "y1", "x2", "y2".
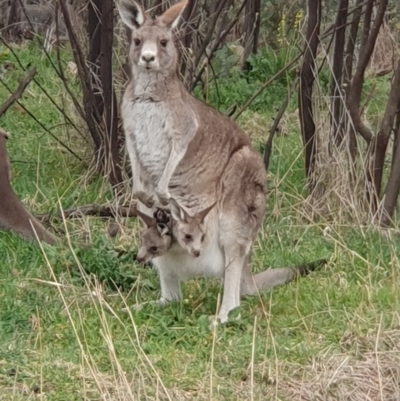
[
  {"x1": 184, "y1": 234, "x2": 193, "y2": 241},
  {"x1": 134, "y1": 38, "x2": 141, "y2": 46},
  {"x1": 201, "y1": 234, "x2": 205, "y2": 242},
  {"x1": 150, "y1": 246, "x2": 158, "y2": 253},
  {"x1": 160, "y1": 39, "x2": 168, "y2": 47}
]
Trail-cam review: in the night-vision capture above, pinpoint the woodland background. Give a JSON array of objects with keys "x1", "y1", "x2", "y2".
[{"x1": 1, "y1": 0, "x2": 400, "y2": 400}]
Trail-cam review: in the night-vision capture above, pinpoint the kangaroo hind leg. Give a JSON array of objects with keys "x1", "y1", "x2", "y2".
[{"x1": 216, "y1": 242, "x2": 250, "y2": 324}]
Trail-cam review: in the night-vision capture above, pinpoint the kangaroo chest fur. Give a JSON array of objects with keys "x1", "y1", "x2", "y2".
[
  {"x1": 153, "y1": 236, "x2": 225, "y2": 281},
  {"x1": 151, "y1": 216, "x2": 225, "y2": 281},
  {"x1": 123, "y1": 99, "x2": 172, "y2": 182}
]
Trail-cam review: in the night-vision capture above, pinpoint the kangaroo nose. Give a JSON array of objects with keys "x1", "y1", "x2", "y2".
[
  {"x1": 193, "y1": 250, "x2": 200, "y2": 257},
  {"x1": 142, "y1": 53, "x2": 155, "y2": 63}
]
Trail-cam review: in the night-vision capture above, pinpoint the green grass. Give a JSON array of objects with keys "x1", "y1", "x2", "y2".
[{"x1": 1, "y1": 42, "x2": 400, "y2": 400}]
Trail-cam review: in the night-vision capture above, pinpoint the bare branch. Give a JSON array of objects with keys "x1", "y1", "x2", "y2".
[
  {"x1": 190, "y1": 0, "x2": 247, "y2": 91},
  {"x1": 0, "y1": 36, "x2": 87, "y2": 140},
  {"x1": 0, "y1": 67, "x2": 36, "y2": 117},
  {"x1": 234, "y1": 53, "x2": 302, "y2": 120},
  {"x1": 347, "y1": 0, "x2": 388, "y2": 144},
  {"x1": 0, "y1": 76, "x2": 83, "y2": 161},
  {"x1": 264, "y1": 77, "x2": 299, "y2": 171},
  {"x1": 193, "y1": 0, "x2": 230, "y2": 68}
]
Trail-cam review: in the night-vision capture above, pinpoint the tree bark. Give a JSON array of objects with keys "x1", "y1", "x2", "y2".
[
  {"x1": 99, "y1": 0, "x2": 123, "y2": 188},
  {"x1": 87, "y1": 0, "x2": 103, "y2": 117},
  {"x1": 347, "y1": 0, "x2": 387, "y2": 146},
  {"x1": 370, "y1": 58, "x2": 400, "y2": 205},
  {"x1": 179, "y1": 0, "x2": 196, "y2": 85},
  {"x1": 4, "y1": 0, "x2": 23, "y2": 42},
  {"x1": 380, "y1": 105, "x2": 400, "y2": 227},
  {"x1": 241, "y1": 0, "x2": 261, "y2": 71},
  {"x1": 330, "y1": 0, "x2": 348, "y2": 146},
  {"x1": 61, "y1": 0, "x2": 122, "y2": 189},
  {"x1": 342, "y1": 0, "x2": 363, "y2": 159},
  {"x1": 298, "y1": 0, "x2": 321, "y2": 187}
]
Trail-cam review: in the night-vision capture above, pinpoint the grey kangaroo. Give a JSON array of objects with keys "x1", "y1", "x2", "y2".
[{"x1": 117, "y1": 0, "x2": 323, "y2": 323}]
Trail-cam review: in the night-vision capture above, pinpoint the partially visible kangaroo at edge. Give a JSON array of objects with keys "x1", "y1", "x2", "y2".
[
  {"x1": 0, "y1": 128, "x2": 57, "y2": 244},
  {"x1": 117, "y1": 0, "x2": 326, "y2": 324}
]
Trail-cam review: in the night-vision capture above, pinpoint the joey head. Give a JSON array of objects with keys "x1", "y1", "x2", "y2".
[
  {"x1": 135, "y1": 208, "x2": 172, "y2": 264},
  {"x1": 169, "y1": 198, "x2": 215, "y2": 258}
]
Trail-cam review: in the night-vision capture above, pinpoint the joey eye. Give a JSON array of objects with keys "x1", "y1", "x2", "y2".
[
  {"x1": 201, "y1": 234, "x2": 205, "y2": 242},
  {"x1": 184, "y1": 234, "x2": 193, "y2": 241},
  {"x1": 160, "y1": 39, "x2": 168, "y2": 47},
  {"x1": 134, "y1": 38, "x2": 141, "y2": 46},
  {"x1": 150, "y1": 246, "x2": 158, "y2": 253}
]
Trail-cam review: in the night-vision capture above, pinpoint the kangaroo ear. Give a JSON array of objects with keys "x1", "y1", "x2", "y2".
[
  {"x1": 136, "y1": 208, "x2": 156, "y2": 228},
  {"x1": 157, "y1": 223, "x2": 169, "y2": 236},
  {"x1": 198, "y1": 201, "x2": 217, "y2": 223},
  {"x1": 169, "y1": 198, "x2": 187, "y2": 222},
  {"x1": 158, "y1": 0, "x2": 188, "y2": 29},
  {"x1": 116, "y1": 0, "x2": 147, "y2": 30}
]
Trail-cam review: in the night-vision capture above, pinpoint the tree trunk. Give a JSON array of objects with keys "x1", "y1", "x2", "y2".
[
  {"x1": 179, "y1": 0, "x2": 196, "y2": 85},
  {"x1": 87, "y1": 0, "x2": 123, "y2": 189},
  {"x1": 342, "y1": 0, "x2": 363, "y2": 159},
  {"x1": 100, "y1": 0, "x2": 122, "y2": 188},
  {"x1": 60, "y1": 0, "x2": 122, "y2": 190},
  {"x1": 380, "y1": 110, "x2": 400, "y2": 227},
  {"x1": 5, "y1": 0, "x2": 23, "y2": 42},
  {"x1": 370, "y1": 58, "x2": 400, "y2": 203},
  {"x1": 298, "y1": 0, "x2": 321, "y2": 188},
  {"x1": 88, "y1": 0, "x2": 103, "y2": 123},
  {"x1": 241, "y1": 0, "x2": 261, "y2": 71},
  {"x1": 347, "y1": 0, "x2": 387, "y2": 146},
  {"x1": 330, "y1": 0, "x2": 348, "y2": 146}
]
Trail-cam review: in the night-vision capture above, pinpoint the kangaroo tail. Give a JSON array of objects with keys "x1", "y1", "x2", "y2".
[{"x1": 240, "y1": 258, "x2": 327, "y2": 296}]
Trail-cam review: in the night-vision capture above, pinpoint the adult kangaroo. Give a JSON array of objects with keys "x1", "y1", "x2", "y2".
[
  {"x1": 0, "y1": 128, "x2": 57, "y2": 245},
  {"x1": 117, "y1": 0, "x2": 321, "y2": 323}
]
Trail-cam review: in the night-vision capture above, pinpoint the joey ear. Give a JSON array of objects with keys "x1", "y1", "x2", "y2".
[
  {"x1": 169, "y1": 198, "x2": 187, "y2": 222},
  {"x1": 154, "y1": 208, "x2": 171, "y2": 225},
  {"x1": 198, "y1": 200, "x2": 217, "y2": 223},
  {"x1": 116, "y1": 0, "x2": 147, "y2": 30},
  {"x1": 136, "y1": 208, "x2": 156, "y2": 228},
  {"x1": 158, "y1": 0, "x2": 188, "y2": 30},
  {"x1": 0, "y1": 128, "x2": 9, "y2": 140},
  {"x1": 157, "y1": 223, "x2": 169, "y2": 236}
]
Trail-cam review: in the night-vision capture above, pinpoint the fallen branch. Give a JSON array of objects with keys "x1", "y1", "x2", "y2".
[
  {"x1": 0, "y1": 67, "x2": 36, "y2": 117},
  {"x1": 36, "y1": 203, "x2": 138, "y2": 223}
]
